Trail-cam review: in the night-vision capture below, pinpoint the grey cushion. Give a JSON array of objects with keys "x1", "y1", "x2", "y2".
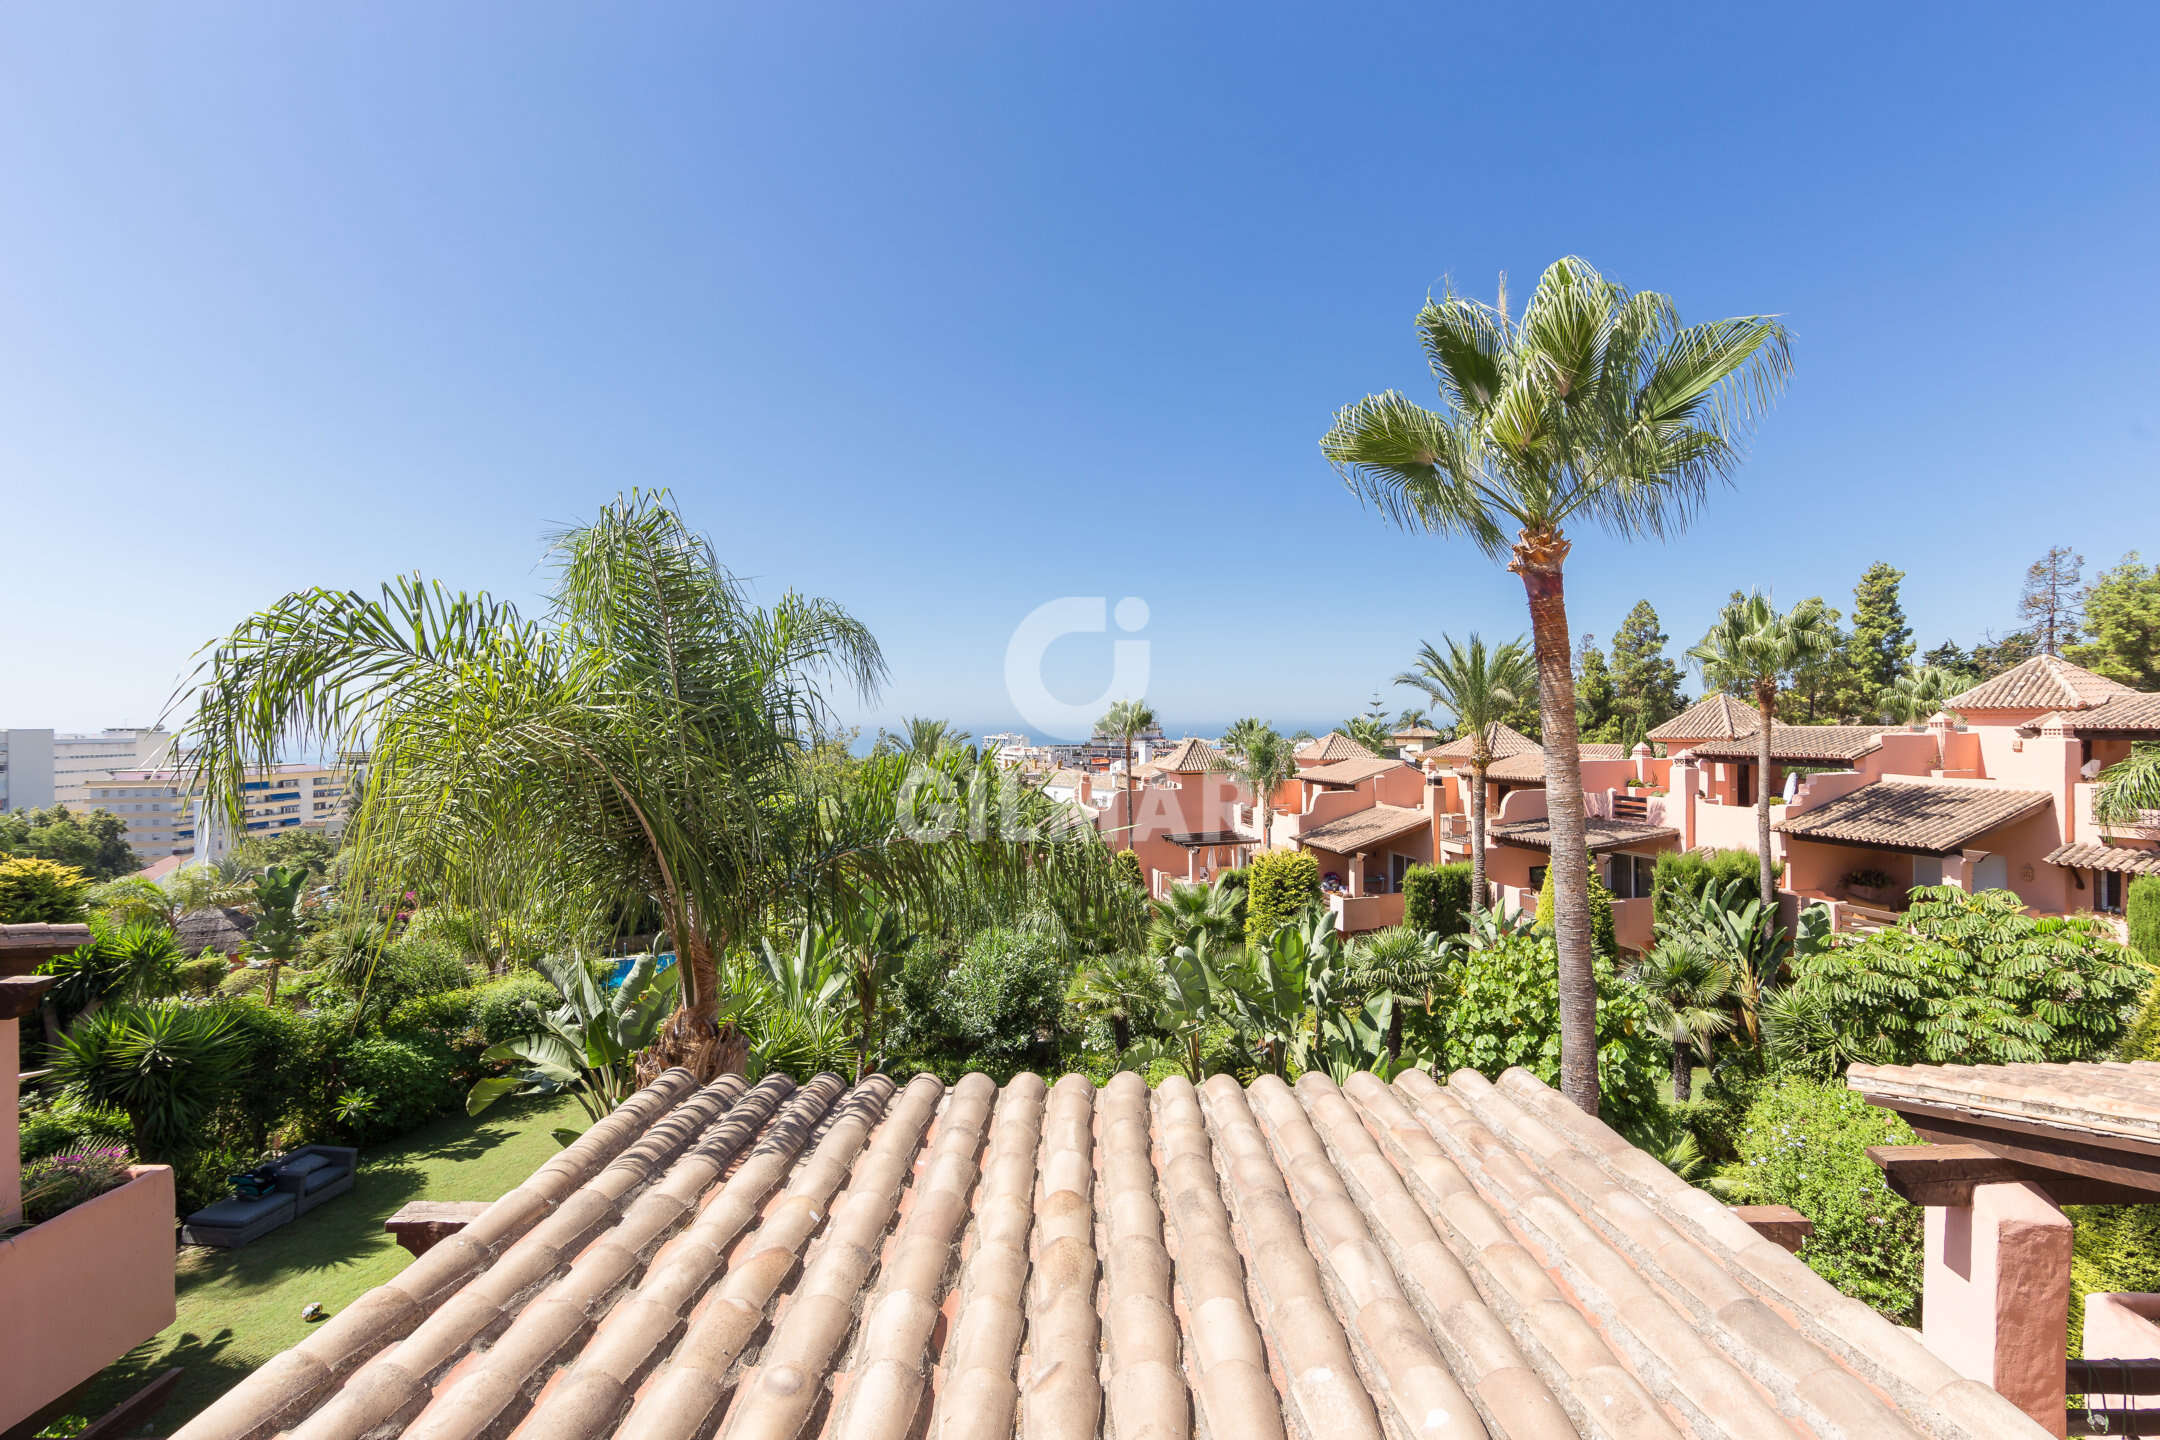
[
  {"x1": 299, "y1": 1167, "x2": 346, "y2": 1195},
  {"x1": 187, "y1": 1192, "x2": 295, "y2": 1227},
  {"x1": 277, "y1": 1153, "x2": 330, "y2": 1178}
]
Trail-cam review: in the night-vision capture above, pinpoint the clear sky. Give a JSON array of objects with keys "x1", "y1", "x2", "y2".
[{"x1": 3, "y1": 4, "x2": 2155, "y2": 741}]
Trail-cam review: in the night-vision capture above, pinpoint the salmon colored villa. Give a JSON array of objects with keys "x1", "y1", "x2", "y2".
[{"x1": 0, "y1": 924, "x2": 177, "y2": 1433}]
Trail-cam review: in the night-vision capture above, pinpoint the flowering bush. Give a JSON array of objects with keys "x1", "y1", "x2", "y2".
[{"x1": 16, "y1": 1145, "x2": 134, "y2": 1228}]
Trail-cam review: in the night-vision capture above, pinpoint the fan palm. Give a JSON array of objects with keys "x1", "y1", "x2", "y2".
[
  {"x1": 1098, "y1": 698, "x2": 1158, "y2": 853},
  {"x1": 1065, "y1": 952, "x2": 1164, "y2": 1053},
  {"x1": 1688, "y1": 592, "x2": 1837, "y2": 907},
  {"x1": 1147, "y1": 876, "x2": 1244, "y2": 958},
  {"x1": 1348, "y1": 924, "x2": 1445, "y2": 1061},
  {"x1": 2096, "y1": 745, "x2": 2160, "y2": 828},
  {"x1": 1323, "y1": 257, "x2": 1790, "y2": 1115},
  {"x1": 1627, "y1": 937, "x2": 1734, "y2": 1100},
  {"x1": 1878, "y1": 664, "x2": 1962, "y2": 726},
  {"x1": 1219, "y1": 718, "x2": 1298, "y2": 848},
  {"x1": 1396, "y1": 634, "x2": 1534, "y2": 913}
]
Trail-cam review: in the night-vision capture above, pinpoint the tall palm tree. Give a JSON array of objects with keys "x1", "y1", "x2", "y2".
[
  {"x1": 1323, "y1": 257, "x2": 1791, "y2": 1115},
  {"x1": 1688, "y1": 592, "x2": 1836, "y2": 907},
  {"x1": 1877, "y1": 665, "x2": 1961, "y2": 726},
  {"x1": 1396, "y1": 634, "x2": 1534, "y2": 914},
  {"x1": 1220, "y1": 718, "x2": 1298, "y2": 848},
  {"x1": 1098, "y1": 698, "x2": 1158, "y2": 853}
]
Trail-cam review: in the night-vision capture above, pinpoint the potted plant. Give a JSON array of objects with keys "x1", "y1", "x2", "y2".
[{"x1": 1843, "y1": 867, "x2": 1893, "y2": 904}]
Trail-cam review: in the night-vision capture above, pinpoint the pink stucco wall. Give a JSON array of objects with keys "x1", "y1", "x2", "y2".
[
  {"x1": 1, "y1": 1018, "x2": 19, "y2": 1227},
  {"x1": 0, "y1": 1165, "x2": 178, "y2": 1431},
  {"x1": 2085, "y1": 1293, "x2": 2160, "y2": 1415},
  {"x1": 1922, "y1": 1181, "x2": 2071, "y2": 1436}
]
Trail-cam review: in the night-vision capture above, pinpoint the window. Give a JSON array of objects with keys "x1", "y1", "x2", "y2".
[
  {"x1": 1529, "y1": 865, "x2": 1547, "y2": 893},
  {"x1": 2096, "y1": 869, "x2": 2126, "y2": 914},
  {"x1": 1607, "y1": 852, "x2": 1657, "y2": 900}
]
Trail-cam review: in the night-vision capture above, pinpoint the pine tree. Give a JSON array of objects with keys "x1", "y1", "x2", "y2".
[
  {"x1": 1575, "y1": 636, "x2": 1618, "y2": 741},
  {"x1": 1608, "y1": 600, "x2": 1687, "y2": 737},
  {"x1": 1850, "y1": 562, "x2": 1914, "y2": 697},
  {"x1": 1787, "y1": 599, "x2": 1857, "y2": 722},
  {"x1": 2067, "y1": 553, "x2": 2160, "y2": 689},
  {"x1": 2018, "y1": 546, "x2": 2086, "y2": 656}
]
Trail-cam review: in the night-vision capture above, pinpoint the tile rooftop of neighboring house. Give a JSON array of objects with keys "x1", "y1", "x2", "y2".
[
  {"x1": 1153, "y1": 737, "x2": 1230, "y2": 772},
  {"x1": 1944, "y1": 653, "x2": 2134, "y2": 713},
  {"x1": 1774, "y1": 779, "x2": 2051, "y2": 855},
  {"x1": 1041, "y1": 769, "x2": 1087, "y2": 789},
  {"x1": 1644, "y1": 694, "x2": 1759, "y2": 743},
  {"x1": 1292, "y1": 803, "x2": 1432, "y2": 852},
  {"x1": 174, "y1": 1065, "x2": 2047, "y2": 1440},
  {"x1": 1294, "y1": 731, "x2": 1381, "y2": 764},
  {"x1": 2042, "y1": 841, "x2": 2160, "y2": 873},
  {"x1": 1295, "y1": 756, "x2": 1405, "y2": 786},
  {"x1": 1426, "y1": 722, "x2": 1540, "y2": 762},
  {"x1": 1681, "y1": 726, "x2": 1890, "y2": 766},
  {"x1": 1487, "y1": 817, "x2": 1679, "y2": 853},
  {"x1": 1848, "y1": 1060, "x2": 2160, "y2": 1156},
  {"x1": 2021, "y1": 689, "x2": 2160, "y2": 735}
]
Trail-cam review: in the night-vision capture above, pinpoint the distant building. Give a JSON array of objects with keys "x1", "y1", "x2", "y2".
[
  {"x1": 88, "y1": 762, "x2": 350, "y2": 862},
  {"x1": 0, "y1": 727, "x2": 174, "y2": 812},
  {"x1": 1078, "y1": 718, "x2": 1166, "y2": 768}
]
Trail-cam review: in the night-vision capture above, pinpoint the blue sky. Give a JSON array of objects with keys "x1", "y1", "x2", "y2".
[{"x1": 3, "y1": 4, "x2": 2155, "y2": 741}]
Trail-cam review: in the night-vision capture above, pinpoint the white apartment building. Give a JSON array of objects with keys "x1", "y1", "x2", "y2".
[
  {"x1": 87, "y1": 763, "x2": 350, "y2": 862},
  {"x1": 0, "y1": 728, "x2": 175, "y2": 812}
]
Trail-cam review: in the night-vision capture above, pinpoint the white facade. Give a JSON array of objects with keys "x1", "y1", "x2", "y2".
[
  {"x1": 88, "y1": 763, "x2": 349, "y2": 862},
  {"x1": 0, "y1": 727, "x2": 173, "y2": 812}
]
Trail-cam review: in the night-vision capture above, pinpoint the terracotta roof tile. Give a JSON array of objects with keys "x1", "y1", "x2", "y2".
[
  {"x1": 1775, "y1": 779, "x2": 2052, "y2": 854},
  {"x1": 2024, "y1": 690, "x2": 2160, "y2": 736},
  {"x1": 1296, "y1": 756, "x2": 1405, "y2": 785},
  {"x1": 1944, "y1": 654, "x2": 2134, "y2": 713},
  {"x1": 1154, "y1": 737, "x2": 1229, "y2": 772},
  {"x1": 1645, "y1": 694, "x2": 1759, "y2": 743},
  {"x1": 1427, "y1": 722, "x2": 1539, "y2": 762},
  {"x1": 1482, "y1": 752, "x2": 1547, "y2": 783},
  {"x1": 1487, "y1": 817, "x2": 1678, "y2": 852},
  {"x1": 1294, "y1": 804, "x2": 1431, "y2": 853},
  {"x1": 180, "y1": 1066, "x2": 2051, "y2": 1440},
  {"x1": 1295, "y1": 731, "x2": 1381, "y2": 764},
  {"x1": 2044, "y1": 841, "x2": 2160, "y2": 874},
  {"x1": 1683, "y1": 726, "x2": 1889, "y2": 765},
  {"x1": 1849, "y1": 1060, "x2": 2160, "y2": 1155}
]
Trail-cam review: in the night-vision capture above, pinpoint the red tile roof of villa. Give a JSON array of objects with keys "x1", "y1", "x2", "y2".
[
  {"x1": 2020, "y1": 689, "x2": 2160, "y2": 736},
  {"x1": 1296, "y1": 755, "x2": 1404, "y2": 785},
  {"x1": 1427, "y1": 722, "x2": 1539, "y2": 762},
  {"x1": 1775, "y1": 779, "x2": 2052, "y2": 854},
  {"x1": 2043, "y1": 841, "x2": 2160, "y2": 874},
  {"x1": 1944, "y1": 654, "x2": 2134, "y2": 712},
  {"x1": 1645, "y1": 694, "x2": 1758, "y2": 743},
  {"x1": 173, "y1": 1065, "x2": 2048, "y2": 1440},
  {"x1": 1153, "y1": 737, "x2": 1228, "y2": 772},
  {"x1": 1294, "y1": 803, "x2": 1432, "y2": 852},
  {"x1": 1683, "y1": 725, "x2": 1890, "y2": 766},
  {"x1": 1295, "y1": 730, "x2": 1380, "y2": 764},
  {"x1": 1848, "y1": 1060, "x2": 2160, "y2": 1157},
  {"x1": 1487, "y1": 816, "x2": 1679, "y2": 852}
]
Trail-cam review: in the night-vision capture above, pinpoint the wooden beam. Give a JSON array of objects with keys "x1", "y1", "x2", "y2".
[
  {"x1": 1867, "y1": 1141, "x2": 2160, "y2": 1207},
  {"x1": 1730, "y1": 1204, "x2": 1813, "y2": 1253},
  {"x1": 385, "y1": 1199, "x2": 491, "y2": 1257},
  {"x1": 0, "y1": 975, "x2": 57, "y2": 1022}
]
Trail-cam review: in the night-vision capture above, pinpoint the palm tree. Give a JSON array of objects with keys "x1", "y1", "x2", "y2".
[
  {"x1": 1627, "y1": 937, "x2": 1734, "y2": 1101},
  {"x1": 2097, "y1": 745, "x2": 2160, "y2": 827},
  {"x1": 880, "y1": 716, "x2": 972, "y2": 763},
  {"x1": 1878, "y1": 665, "x2": 1962, "y2": 726},
  {"x1": 1688, "y1": 592, "x2": 1837, "y2": 907},
  {"x1": 1066, "y1": 952, "x2": 1163, "y2": 1054},
  {"x1": 1219, "y1": 718, "x2": 1298, "y2": 848},
  {"x1": 1348, "y1": 924, "x2": 1445, "y2": 1061},
  {"x1": 1396, "y1": 634, "x2": 1534, "y2": 914},
  {"x1": 1098, "y1": 698, "x2": 1158, "y2": 853},
  {"x1": 1147, "y1": 876, "x2": 1243, "y2": 957},
  {"x1": 1323, "y1": 257, "x2": 1790, "y2": 1115},
  {"x1": 250, "y1": 864, "x2": 308, "y2": 1006}
]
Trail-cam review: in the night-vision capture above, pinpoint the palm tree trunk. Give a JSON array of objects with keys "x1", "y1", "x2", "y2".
[
  {"x1": 1123, "y1": 736, "x2": 1136, "y2": 852},
  {"x1": 638, "y1": 914, "x2": 730, "y2": 1083},
  {"x1": 1386, "y1": 1000, "x2": 1402, "y2": 1063},
  {"x1": 1514, "y1": 528, "x2": 1598, "y2": 1116},
  {"x1": 1468, "y1": 757, "x2": 1489, "y2": 913},
  {"x1": 1672, "y1": 1041, "x2": 1692, "y2": 1102},
  {"x1": 1754, "y1": 681, "x2": 1778, "y2": 907}
]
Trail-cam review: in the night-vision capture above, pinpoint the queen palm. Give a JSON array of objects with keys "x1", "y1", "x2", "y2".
[
  {"x1": 1098, "y1": 698, "x2": 1158, "y2": 853},
  {"x1": 1323, "y1": 257, "x2": 1789, "y2": 1115},
  {"x1": 1396, "y1": 634, "x2": 1533, "y2": 913},
  {"x1": 2097, "y1": 745, "x2": 2160, "y2": 827},
  {"x1": 1220, "y1": 718, "x2": 1298, "y2": 847},
  {"x1": 1688, "y1": 592, "x2": 1836, "y2": 908}
]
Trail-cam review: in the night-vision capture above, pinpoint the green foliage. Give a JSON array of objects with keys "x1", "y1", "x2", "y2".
[
  {"x1": 2071, "y1": 1205, "x2": 2160, "y2": 1355},
  {"x1": 1609, "y1": 600, "x2": 1687, "y2": 737},
  {"x1": 1534, "y1": 861, "x2": 1616, "y2": 958},
  {"x1": 359, "y1": 937, "x2": 478, "y2": 1015},
  {"x1": 384, "y1": 986, "x2": 481, "y2": 1041},
  {"x1": 338, "y1": 1035, "x2": 463, "y2": 1139},
  {"x1": 0, "y1": 807, "x2": 139, "y2": 882},
  {"x1": 1770, "y1": 887, "x2": 2145, "y2": 1073},
  {"x1": 1432, "y1": 931, "x2": 1667, "y2": 1137},
  {"x1": 469, "y1": 973, "x2": 564, "y2": 1042},
  {"x1": 935, "y1": 927, "x2": 1073, "y2": 1079},
  {"x1": 1575, "y1": 641, "x2": 1617, "y2": 741},
  {"x1": 0, "y1": 855, "x2": 92, "y2": 923},
  {"x1": 2067, "y1": 552, "x2": 2160, "y2": 689},
  {"x1": 467, "y1": 952, "x2": 679, "y2": 1123},
  {"x1": 1244, "y1": 851, "x2": 1319, "y2": 951},
  {"x1": 17, "y1": 1145, "x2": 136, "y2": 1228},
  {"x1": 225, "y1": 828, "x2": 342, "y2": 878},
  {"x1": 213, "y1": 998, "x2": 349, "y2": 1147},
  {"x1": 1111, "y1": 849, "x2": 1144, "y2": 892},
  {"x1": 52, "y1": 1001, "x2": 245, "y2": 1155},
  {"x1": 1722, "y1": 1078, "x2": 1922, "y2": 1323},
  {"x1": 41, "y1": 918, "x2": 183, "y2": 1021},
  {"x1": 1652, "y1": 847, "x2": 1761, "y2": 919},
  {"x1": 17, "y1": 1095, "x2": 132, "y2": 1164},
  {"x1": 174, "y1": 956, "x2": 228, "y2": 995},
  {"x1": 2129, "y1": 874, "x2": 2160, "y2": 966},
  {"x1": 1401, "y1": 863, "x2": 1473, "y2": 939},
  {"x1": 1848, "y1": 561, "x2": 1915, "y2": 695}
]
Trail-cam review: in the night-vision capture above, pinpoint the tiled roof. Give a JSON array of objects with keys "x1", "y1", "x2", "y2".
[
  {"x1": 1295, "y1": 731, "x2": 1381, "y2": 764},
  {"x1": 1484, "y1": 752, "x2": 1547, "y2": 783},
  {"x1": 1944, "y1": 654, "x2": 2134, "y2": 713},
  {"x1": 1427, "y1": 722, "x2": 1539, "y2": 762},
  {"x1": 1645, "y1": 694, "x2": 1758, "y2": 743},
  {"x1": 1849, "y1": 1060, "x2": 2160, "y2": 1156},
  {"x1": 1041, "y1": 769, "x2": 1087, "y2": 789},
  {"x1": 1775, "y1": 779, "x2": 2052, "y2": 854},
  {"x1": 1294, "y1": 803, "x2": 1431, "y2": 853},
  {"x1": 179, "y1": 1065, "x2": 2044, "y2": 1440},
  {"x1": 1390, "y1": 724, "x2": 1441, "y2": 740},
  {"x1": 2024, "y1": 690, "x2": 2160, "y2": 736},
  {"x1": 1487, "y1": 817, "x2": 1678, "y2": 852},
  {"x1": 1154, "y1": 737, "x2": 1229, "y2": 772},
  {"x1": 2044, "y1": 841, "x2": 2160, "y2": 875},
  {"x1": 1684, "y1": 726, "x2": 1889, "y2": 765},
  {"x1": 1296, "y1": 756, "x2": 1404, "y2": 786},
  {"x1": 1579, "y1": 743, "x2": 1628, "y2": 760}
]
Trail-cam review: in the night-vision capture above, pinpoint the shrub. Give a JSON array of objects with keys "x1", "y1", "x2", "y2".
[
  {"x1": 175, "y1": 956, "x2": 229, "y2": 995},
  {"x1": 18, "y1": 1145, "x2": 135, "y2": 1227},
  {"x1": 214, "y1": 998, "x2": 349, "y2": 1146},
  {"x1": 1402, "y1": 863, "x2": 1473, "y2": 939},
  {"x1": 1112, "y1": 849, "x2": 1145, "y2": 891},
  {"x1": 936, "y1": 927, "x2": 1073, "y2": 1079},
  {"x1": 470, "y1": 973, "x2": 563, "y2": 1042},
  {"x1": 336, "y1": 1034, "x2": 462, "y2": 1139},
  {"x1": 18, "y1": 1095, "x2": 132, "y2": 1164},
  {"x1": 2130, "y1": 874, "x2": 2160, "y2": 965},
  {"x1": 1651, "y1": 847, "x2": 1761, "y2": 921},
  {"x1": 0, "y1": 856, "x2": 92, "y2": 923},
  {"x1": 1534, "y1": 862, "x2": 1617, "y2": 957},
  {"x1": 1775, "y1": 886, "x2": 2145, "y2": 1069},
  {"x1": 1244, "y1": 851, "x2": 1319, "y2": 951},
  {"x1": 53, "y1": 1001, "x2": 245, "y2": 1156},
  {"x1": 1434, "y1": 931, "x2": 1667, "y2": 1138},
  {"x1": 384, "y1": 986, "x2": 481, "y2": 1041},
  {"x1": 2071, "y1": 1205, "x2": 2160, "y2": 1354},
  {"x1": 1723, "y1": 1077, "x2": 1921, "y2": 1323}
]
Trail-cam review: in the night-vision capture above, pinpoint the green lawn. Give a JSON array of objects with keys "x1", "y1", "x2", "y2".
[{"x1": 60, "y1": 1093, "x2": 583, "y2": 1435}]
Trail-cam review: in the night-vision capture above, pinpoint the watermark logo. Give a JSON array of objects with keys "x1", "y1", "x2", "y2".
[{"x1": 1002, "y1": 595, "x2": 1150, "y2": 738}]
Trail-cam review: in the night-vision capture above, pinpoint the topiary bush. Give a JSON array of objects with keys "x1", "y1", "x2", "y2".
[
  {"x1": 1244, "y1": 851, "x2": 1320, "y2": 950},
  {"x1": 1402, "y1": 862, "x2": 1473, "y2": 939},
  {"x1": 1722, "y1": 1077, "x2": 1922, "y2": 1323},
  {"x1": 1534, "y1": 861, "x2": 1617, "y2": 957}
]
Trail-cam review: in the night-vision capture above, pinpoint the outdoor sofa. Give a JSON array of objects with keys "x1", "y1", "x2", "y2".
[{"x1": 179, "y1": 1144, "x2": 357, "y2": 1248}]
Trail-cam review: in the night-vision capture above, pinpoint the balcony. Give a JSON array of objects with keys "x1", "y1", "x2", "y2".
[
  {"x1": 1326, "y1": 889, "x2": 1404, "y2": 934},
  {"x1": 0, "y1": 1166, "x2": 177, "y2": 1430}
]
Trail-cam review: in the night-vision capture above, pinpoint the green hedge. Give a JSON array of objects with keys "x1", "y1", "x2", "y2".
[
  {"x1": 1402, "y1": 863, "x2": 1473, "y2": 938},
  {"x1": 1534, "y1": 862, "x2": 1617, "y2": 957},
  {"x1": 1651, "y1": 847, "x2": 1762, "y2": 920},
  {"x1": 337, "y1": 1034, "x2": 464, "y2": 1140},
  {"x1": 2130, "y1": 874, "x2": 2160, "y2": 965},
  {"x1": 1244, "y1": 851, "x2": 1319, "y2": 950}
]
